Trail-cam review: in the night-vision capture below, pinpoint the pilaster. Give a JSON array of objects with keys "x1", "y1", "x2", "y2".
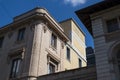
[{"x1": 29, "y1": 21, "x2": 45, "y2": 79}]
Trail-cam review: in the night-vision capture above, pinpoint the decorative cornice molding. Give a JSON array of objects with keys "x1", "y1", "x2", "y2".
[{"x1": 7, "y1": 47, "x2": 25, "y2": 64}]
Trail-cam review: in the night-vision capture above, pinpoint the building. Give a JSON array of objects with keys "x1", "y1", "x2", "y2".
[
  {"x1": 0, "y1": 7, "x2": 86, "y2": 80},
  {"x1": 60, "y1": 19, "x2": 87, "y2": 69},
  {"x1": 86, "y1": 47, "x2": 96, "y2": 66},
  {"x1": 76, "y1": 0, "x2": 120, "y2": 80}
]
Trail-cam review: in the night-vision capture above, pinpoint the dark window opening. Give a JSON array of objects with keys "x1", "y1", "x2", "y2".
[
  {"x1": 66, "y1": 47, "x2": 70, "y2": 61},
  {"x1": 0, "y1": 37, "x2": 4, "y2": 48},
  {"x1": 17, "y1": 28, "x2": 25, "y2": 41},
  {"x1": 51, "y1": 33, "x2": 57, "y2": 48},
  {"x1": 106, "y1": 18, "x2": 119, "y2": 33},
  {"x1": 79, "y1": 59, "x2": 82, "y2": 67}
]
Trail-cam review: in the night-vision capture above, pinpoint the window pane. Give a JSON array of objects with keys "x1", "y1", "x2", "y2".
[
  {"x1": 16, "y1": 59, "x2": 21, "y2": 73},
  {"x1": 106, "y1": 18, "x2": 119, "y2": 32},
  {"x1": 11, "y1": 60, "x2": 17, "y2": 77}
]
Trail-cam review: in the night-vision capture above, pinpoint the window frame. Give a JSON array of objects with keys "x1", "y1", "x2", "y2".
[
  {"x1": 17, "y1": 28, "x2": 26, "y2": 41},
  {"x1": 47, "y1": 57, "x2": 58, "y2": 74},
  {"x1": 49, "y1": 63, "x2": 56, "y2": 73},
  {"x1": 10, "y1": 58, "x2": 21, "y2": 78},
  {"x1": 51, "y1": 33, "x2": 57, "y2": 49}
]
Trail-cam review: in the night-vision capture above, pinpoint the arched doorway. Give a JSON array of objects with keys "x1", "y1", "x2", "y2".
[
  {"x1": 110, "y1": 42, "x2": 120, "y2": 80},
  {"x1": 116, "y1": 49, "x2": 120, "y2": 76}
]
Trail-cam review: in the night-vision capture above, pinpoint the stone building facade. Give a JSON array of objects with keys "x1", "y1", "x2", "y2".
[
  {"x1": 76, "y1": 0, "x2": 120, "y2": 80},
  {"x1": 0, "y1": 7, "x2": 86, "y2": 80}
]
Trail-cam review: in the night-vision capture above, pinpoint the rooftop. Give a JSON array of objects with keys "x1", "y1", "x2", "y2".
[{"x1": 0, "y1": 7, "x2": 69, "y2": 42}]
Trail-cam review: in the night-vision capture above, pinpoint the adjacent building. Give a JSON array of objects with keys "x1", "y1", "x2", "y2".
[
  {"x1": 76, "y1": 0, "x2": 120, "y2": 80},
  {"x1": 60, "y1": 19, "x2": 87, "y2": 69},
  {"x1": 0, "y1": 7, "x2": 86, "y2": 80}
]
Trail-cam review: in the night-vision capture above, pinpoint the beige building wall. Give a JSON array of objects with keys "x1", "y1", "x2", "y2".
[{"x1": 60, "y1": 19, "x2": 87, "y2": 70}]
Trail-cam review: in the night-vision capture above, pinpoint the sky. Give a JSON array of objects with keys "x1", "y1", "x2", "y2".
[{"x1": 0, "y1": 0, "x2": 102, "y2": 48}]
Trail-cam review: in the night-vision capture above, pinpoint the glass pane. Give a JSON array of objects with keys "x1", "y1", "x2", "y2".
[
  {"x1": 49, "y1": 63, "x2": 55, "y2": 73},
  {"x1": 11, "y1": 60, "x2": 17, "y2": 77},
  {"x1": 16, "y1": 59, "x2": 21, "y2": 73}
]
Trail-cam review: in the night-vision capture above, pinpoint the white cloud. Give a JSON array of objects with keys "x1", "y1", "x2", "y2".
[{"x1": 64, "y1": 0, "x2": 86, "y2": 6}]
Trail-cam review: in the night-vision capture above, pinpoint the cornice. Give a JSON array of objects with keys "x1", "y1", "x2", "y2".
[{"x1": 0, "y1": 7, "x2": 69, "y2": 42}]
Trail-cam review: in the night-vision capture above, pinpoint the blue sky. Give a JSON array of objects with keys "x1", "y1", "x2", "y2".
[{"x1": 0, "y1": 0, "x2": 102, "y2": 48}]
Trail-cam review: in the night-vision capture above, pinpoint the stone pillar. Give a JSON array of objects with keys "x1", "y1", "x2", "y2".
[
  {"x1": 29, "y1": 21, "x2": 44, "y2": 80},
  {"x1": 92, "y1": 18, "x2": 112, "y2": 80}
]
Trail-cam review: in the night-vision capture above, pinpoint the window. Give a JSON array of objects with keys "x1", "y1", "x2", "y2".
[
  {"x1": 106, "y1": 18, "x2": 119, "y2": 33},
  {"x1": 49, "y1": 63, "x2": 55, "y2": 73},
  {"x1": 17, "y1": 28, "x2": 25, "y2": 41},
  {"x1": 10, "y1": 58, "x2": 21, "y2": 78},
  {"x1": 0, "y1": 37, "x2": 4, "y2": 48},
  {"x1": 48, "y1": 57, "x2": 58, "y2": 74},
  {"x1": 66, "y1": 47, "x2": 70, "y2": 61},
  {"x1": 51, "y1": 33, "x2": 57, "y2": 48},
  {"x1": 79, "y1": 59, "x2": 82, "y2": 67}
]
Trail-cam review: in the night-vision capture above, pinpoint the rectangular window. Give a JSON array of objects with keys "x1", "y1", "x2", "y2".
[
  {"x1": 106, "y1": 18, "x2": 119, "y2": 33},
  {"x1": 48, "y1": 57, "x2": 58, "y2": 74},
  {"x1": 49, "y1": 63, "x2": 55, "y2": 73},
  {"x1": 51, "y1": 33, "x2": 57, "y2": 48},
  {"x1": 10, "y1": 58, "x2": 21, "y2": 78},
  {"x1": 66, "y1": 47, "x2": 70, "y2": 61},
  {"x1": 79, "y1": 59, "x2": 82, "y2": 68},
  {"x1": 17, "y1": 28, "x2": 25, "y2": 41},
  {"x1": 0, "y1": 37, "x2": 4, "y2": 48}
]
